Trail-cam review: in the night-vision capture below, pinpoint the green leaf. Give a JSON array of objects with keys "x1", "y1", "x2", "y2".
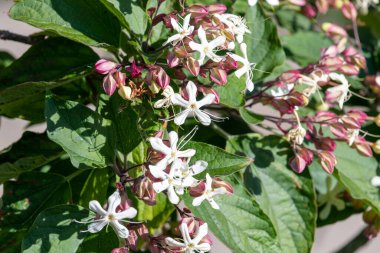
[
  {"x1": 22, "y1": 205, "x2": 92, "y2": 253},
  {"x1": 234, "y1": 2, "x2": 286, "y2": 82},
  {"x1": 226, "y1": 134, "x2": 317, "y2": 253},
  {"x1": 78, "y1": 169, "x2": 109, "y2": 206},
  {"x1": 45, "y1": 94, "x2": 114, "y2": 169},
  {"x1": 0, "y1": 51, "x2": 15, "y2": 70},
  {"x1": 0, "y1": 131, "x2": 63, "y2": 183},
  {"x1": 276, "y1": 9, "x2": 312, "y2": 33},
  {"x1": 333, "y1": 142, "x2": 380, "y2": 213},
  {"x1": 0, "y1": 172, "x2": 71, "y2": 228},
  {"x1": 214, "y1": 75, "x2": 245, "y2": 108},
  {"x1": 76, "y1": 229, "x2": 118, "y2": 253},
  {"x1": 0, "y1": 38, "x2": 97, "y2": 87},
  {"x1": 239, "y1": 107, "x2": 264, "y2": 124},
  {"x1": 131, "y1": 192, "x2": 175, "y2": 232},
  {"x1": 282, "y1": 32, "x2": 332, "y2": 66},
  {"x1": 0, "y1": 228, "x2": 27, "y2": 253},
  {"x1": 9, "y1": 0, "x2": 121, "y2": 48},
  {"x1": 100, "y1": 0, "x2": 148, "y2": 35},
  {"x1": 183, "y1": 178, "x2": 280, "y2": 253},
  {"x1": 185, "y1": 141, "x2": 252, "y2": 177}
]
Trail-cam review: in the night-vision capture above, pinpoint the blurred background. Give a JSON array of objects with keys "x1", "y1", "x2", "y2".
[{"x1": 1, "y1": 0, "x2": 380, "y2": 252}]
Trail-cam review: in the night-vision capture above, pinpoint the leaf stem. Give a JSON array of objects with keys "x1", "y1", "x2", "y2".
[{"x1": 211, "y1": 123, "x2": 232, "y2": 140}]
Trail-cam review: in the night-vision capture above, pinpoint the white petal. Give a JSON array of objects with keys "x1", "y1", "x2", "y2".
[
  {"x1": 169, "y1": 131, "x2": 179, "y2": 150},
  {"x1": 154, "y1": 98, "x2": 168, "y2": 108},
  {"x1": 205, "y1": 174, "x2": 213, "y2": 189},
  {"x1": 88, "y1": 220, "x2": 107, "y2": 233},
  {"x1": 208, "y1": 36, "x2": 226, "y2": 49},
  {"x1": 196, "y1": 93, "x2": 215, "y2": 108},
  {"x1": 163, "y1": 34, "x2": 181, "y2": 46},
  {"x1": 186, "y1": 81, "x2": 198, "y2": 103},
  {"x1": 267, "y1": 0, "x2": 280, "y2": 5},
  {"x1": 197, "y1": 26, "x2": 207, "y2": 44},
  {"x1": 195, "y1": 110, "x2": 212, "y2": 126},
  {"x1": 189, "y1": 41, "x2": 203, "y2": 52},
  {"x1": 165, "y1": 237, "x2": 185, "y2": 247},
  {"x1": 191, "y1": 160, "x2": 208, "y2": 175},
  {"x1": 246, "y1": 73, "x2": 254, "y2": 91},
  {"x1": 228, "y1": 53, "x2": 245, "y2": 63},
  {"x1": 110, "y1": 221, "x2": 129, "y2": 238},
  {"x1": 235, "y1": 66, "x2": 248, "y2": 79},
  {"x1": 197, "y1": 52, "x2": 206, "y2": 66},
  {"x1": 149, "y1": 137, "x2": 172, "y2": 155},
  {"x1": 209, "y1": 198, "x2": 220, "y2": 209},
  {"x1": 193, "y1": 223, "x2": 209, "y2": 245},
  {"x1": 240, "y1": 42, "x2": 248, "y2": 59},
  {"x1": 176, "y1": 148, "x2": 196, "y2": 158},
  {"x1": 153, "y1": 180, "x2": 170, "y2": 193},
  {"x1": 192, "y1": 195, "x2": 207, "y2": 206},
  {"x1": 167, "y1": 185, "x2": 180, "y2": 204},
  {"x1": 171, "y1": 94, "x2": 189, "y2": 108},
  {"x1": 150, "y1": 165, "x2": 168, "y2": 179},
  {"x1": 89, "y1": 200, "x2": 107, "y2": 216},
  {"x1": 155, "y1": 156, "x2": 170, "y2": 170},
  {"x1": 113, "y1": 207, "x2": 138, "y2": 220},
  {"x1": 174, "y1": 109, "x2": 191, "y2": 126},
  {"x1": 206, "y1": 51, "x2": 223, "y2": 62},
  {"x1": 170, "y1": 18, "x2": 181, "y2": 32},
  {"x1": 107, "y1": 191, "x2": 121, "y2": 213},
  {"x1": 371, "y1": 176, "x2": 380, "y2": 187},
  {"x1": 180, "y1": 223, "x2": 192, "y2": 244},
  {"x1": 248, "y1": 0, "x2": 258, "y2": 6},
  {"x1": 183, "y1": 14, "x2": 191, "y2": 30},
  {"x1": 196, "y1": 243, "x2": 212, "y2": 252}
]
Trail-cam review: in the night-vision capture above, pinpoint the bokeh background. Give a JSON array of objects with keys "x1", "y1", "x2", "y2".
[{"x1": 1, "y1": 0, "x2": 379, "y2": 252}]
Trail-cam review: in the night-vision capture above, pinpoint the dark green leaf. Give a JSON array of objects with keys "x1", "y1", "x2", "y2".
[
  {"x1": 226, "y1": 134, "x2": 317, "y2": 253},
  {"x1": 76, "y1": 229, "x2": 118, "y2": 253},
  {"x1": 276, "y1": 9, "x2": 312, "y2": 33},
  {"x1": 0, "y1": 51, "x2": 15, "y2": 70},
  {"x1": 45, "y1": 94, "x2": 114, "y2": 169},
  {"x1": 22, "y1": 205, "x2": 92, "y2": 253},
  {"x1": 185, "y1": 141, "x2": 253, "y2": 177},
  {"x1": 78, "y1": 169, "x2": 109, "y2": 206},
  {"x1": 0, "y1": 131, "x2": 63, "y2": 183},
  {"x1": 0, "y1": 228, "x2": 27, "y2": 253},
  {"x1": 239, "y1": 107, "x2": 264, "y2": 124},
  {"x1": 183, "y1": 179, "x2": 280, "y2": 253},
  {"x1": 0, "y1": 172, "x2": 71, "y2": 228},
  {"x1": 214, "y1": 75, "x2": 245, "y2": 108},
  {"x1": 9, "y1": 0, "x2": 121, "y2": 48}
]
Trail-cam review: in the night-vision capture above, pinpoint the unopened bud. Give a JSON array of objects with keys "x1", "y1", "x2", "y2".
[
  {"x1": 198, "y1": 86, "x2": 220, "y2": 104},
  {"x1": 316, "y1": 0, "x2": 329, "y2": 13},
  {"x1": 341, "y1": 2, "x2": 357, "y2": 20},
  {"x1": 317, "y1": 150, "x2": 337, "y2": 174},
  {"x1": 212, "y1": 178, "x2": 234, "y2": 194},
  {"x1": 149, "y1": 82, "x2": 161, "y2": 94},
  {"x1": 167, "y1": 51, "x2": 180, "y2": 67},
  {"x1": 209, "y1": 68, "x2": 228, "y2": 86},
  {"x1": 189, "y1": 181, "x2": 206, "y2": 197},
  {"x1": 133, "y1": 177, "x2": 157, "y2": 206},
  {"x1": 103, "y1": 73, "x2": 117, "y2": 96},
  {"x1": 302, "y1": 4, "x2": 317, "y2": 18},
  {"x1": 183, "y1": 57, "x2": 200, "y2": 76},
  {"x1": 371, "y1": 140, "x2": 380, "y2": 154},
  {"x1": 95, "y1": 59, "x2": 117, "y2": 75},
  {"x1": 206, "y1": 3, "x2": 227, "y2": 14},
  {"x1": 118, "y1": 85, "x2": 133, "y2": 101},
  {"x1": 185, "y1": 5, "x2": 208, "y2": 17}
]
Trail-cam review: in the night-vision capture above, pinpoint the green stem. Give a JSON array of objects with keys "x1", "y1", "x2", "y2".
[
  {"x1": 334, "y1": 228, "x2": 370, "y2": 253},
  {"x1": 66, "y1": 169, "x2": 87, "y2": 181},
  {"x1": 211, "y1": 123, "x2": 232, "y2": 140}
]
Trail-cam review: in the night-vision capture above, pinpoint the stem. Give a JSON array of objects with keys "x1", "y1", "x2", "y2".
[
  {"x1": 0, "y1": 30, "x2": 41, "y2": 44},
  {"x1": 335, "y1": 228, "x2": 370, "y2": 253},
  {"x1": 66, "y1": 169, "x2": 87, "y2": 181},
  {"x1": 211, "y1": 123, "x2": 232, "y2": 140},
  {"x1": 351, "y1": 18, "x2": 368, "y2": 74}
]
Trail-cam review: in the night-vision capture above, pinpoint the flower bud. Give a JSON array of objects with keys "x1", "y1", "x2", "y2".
[
  {"x1": 339, "y1": 64, "x2": 359, "y2": 76},
  {"x1": 209, "y1": 68, "x2": 228, "y2": 86},
  {"x1": 137, "y1": 223, "x2": 150, "y2": 241},
  {"x1": 114, "y1": 71, "x2": 126, "y2": 87},
  {"x1": 206, "y1": 3, "x2": 227, "y2": 14},
  {"x1": 149, "y1": 82, "x2": 161, "y2": 94},
  {"x1": 353, "y1": 136, "x2": 373, "y2": 157},
  {"x1": 189, "y1": 181, "x2": 206, "y2": 197},
  {"x1": 145, "y1": 66, "x2": 170, "y2": 89},
  {"x1": 290, "y1": 148, "x2": 314, "y2": 173},
  {"x1": 289, "y1": 0, "x2": 306, "y2": 6},
  {"x1": 315, "y1": 111, "x2": 338, "y2": 124},
  {"x1": 316, "y1": 0, "x2": 329, "y2": 13},
  {"x1": 103, "y1": 73, "x2": 117, "y2": 96},
  {"x1": 179, "y1": 217, "x2": 197, "y2": 235},
  {"x1": 185, "y1": 5, "x2": 208, "y2": 17},
  {"x1": 302, "y1": 4, "x2": 317, "y2": 18},
  {"x1": 212, "y1": 178, "x2": 234, "y2": 194},
  {"x1": 133, "y1": 177, "x2": 157, "y2": 205},
  {"x1": 314, "y1": 137, "x2": 336, "y2": 151},
  {"x1": 95, "y1": 59, "x2": 117, "y2": 75},
  {"x1": 126, "y1": 230, "x2": 138, "y2": 251},
  {"x1": 167, "y1": 51, "x2": 180, "y2": 68},
  {"x1": 279, "y1": 70, "x2": 301, "y2": 83},
  {"x1": 198, "y1": 86, "x2": 220, "y2": 104},
  {"x1": 321, "y1": 45, "x2": 340, "y2": 57},
  {"x1": 286, "y1": 126, "x2": 307, "y2": 145},
  {"x1": 118, "y1": 85, "x2": 133, "y2": 101},
  {"x1": 341, "y1": 2, "x2": 357, "y2": 20},
  {"x1": 317, "y1": 150, "x2": 337, "y2": 174},
  {"x1": 125, "y1": 61, "x2": 143, "y2": 79},
  {"x1": 321, "y1": 23, "x2": 347, "y2": 40},
  {"x1": 183, "y1": 57, "x2": 200, "y2": 76},
  {"x1": 111, "y1": 247, "x2": 129, "y2": 253},
  {"x1": 371, "y1": 140, "x2": 380, "y2": 154},
  {"x1": 375, "y1": 114, "x2": 380, "y2": 127}
]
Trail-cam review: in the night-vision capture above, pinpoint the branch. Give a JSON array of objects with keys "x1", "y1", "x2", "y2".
[
  {"x1": 0, "y1": 30, "x2": 41, "y2": 44},
  {"x1": 334, "y1": 228, "x2": 370, "y2": 253}
]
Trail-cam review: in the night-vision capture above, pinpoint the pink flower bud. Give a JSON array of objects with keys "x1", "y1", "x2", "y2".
[
  {"x1": 316, "y1": 0, "x2": 329, "y2": 13},
  {"x1": 167, "y1": 51, "x2": 180, "y2": 68},
  {"x1": 314, "y1": 137, "x2": 337, "y2": 151},
  {"x1": 132, "y1": 177, "x2": 157, "y2": 205},
  {"x1": 209, "y1": 68, "x2": 228, "y2": 86},
  {"x1": 315, "y1": 111, "x2": 338, "y2": 124},
  {"x1": 147, "y1": 7, "x2": 156, "y2": 18},
  {"x1": 289, "y1": 148, "x2": 314, "y2": 173},
  {"x1": 95, "y1": 59, "x2": 117, "y2": 75},
  {"x1": 341, "y1": 110, "x2": 367, "y2": 128},
  {"x1": 338, "y1": 64, "x2": 359, "y2": 76},
  {"x1": 317, "y1": 150, "x2": 336, "y2": 174},
  {"x1": 279, "y1": 70, "x2": 301, "y2": 83},
  {"x1": 173, "y1": 69, "x2": 187, "y2": 80},
  {"x1": 220, "y1": 55, "x2": 238, "y2": 71},
  {"x1": 341, "y1": 2, "x2": 357, "y2": 20},
  {"x1": 125, "y1": 61, "x2": 143, "y2": 79},
  {"x1": 126, "y1": 230, "x2": 138, "y2": 251},
  {"x1": 183, "y1": 57, "x2": 200, "y2": 76},
  {"x1": 146, "y1": 66, "x2": 170, "y2": 89},
  {"x1": 137, "y1": 224, "x2": 150, "y2": 241},
  {"x1": 319, "y1": 56, "x2": 344, "y2": 71},
  {"x1": 103, "y1": 73, "x2": 117, "y2": 96},
  {"x1": 289, "y1": 0, "x2": 306, "y2": 6},
  {"x1": 330, "y1": 123, "x2": 347, "y2": 138},
  {"x1": 189, "y1": 181, "x2": 206, "y2": 197},
  {"x1": 185, "y1": 5, "x2": 208, "y2": 17},
  {"x1": 179, "y1": 217, "x2": 197, "y2": 235},
  {"x1": 114, "y1": 71, "x2": 126, "y2": 87},
  {"x1": 163, "y1": 13, "x2": 178, "y2": 29},
  {"x1": 322, "y1": 23, "x2": 347, "y2": 39},
  {"x1": 321, "y1": 45, "x2": 340, "y2": 57},
  {"x1": 302, "y1": 4, "x2": 317, "y2": 18},
  {"x1": 157, "y1": 68, "x2": 170, "y2": 88},
  {"x1": 212, "y1": 178, "x2": 234, "y2": 194},
  {"x1": 198, "y1": 86, "x2": 220, "y2": 104},
  {"x1": 206, "y1": 3, "x2": 227, "y2": 14},
  {"x1": 353, "y1": 136, "x2": 373, "y2": 157},
  {"x1": 111, "y1": 247, "x2": 129, "y2": 253},
  {"x1": 152, "y1": 13, "x2": 166, "y2": 26}
]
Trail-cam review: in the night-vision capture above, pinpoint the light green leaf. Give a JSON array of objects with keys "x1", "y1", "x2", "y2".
[
  {"x1": 214, "y1": 75, "x2": 245, "y2": 108},
  {"x1": 239, "y1": 107, "x2": 264, "y2": 124},
  {"x1": 9, "y1": 0, "x2": 121, "y2": 47},
  {"x1": 185, "y1": 141, "x2": 253, "y2": 177},
  {"x1": 45, "y1": 95, "x2": 114, "y2": 169},
  {"x1": 0, "y1": 172, "x2": 71, "y2": 228},
  {"x1": 183, "y1": 178, "x2": 280, "y2": 253},
  {"x1": 22, "y1": 205, "x2": 92, "y2": 253},
  {"x1": 226, "y1": 134, "x2": 317, "y2": 253},
  {"x1": 0, "y1": 131, "x2": 63, "y2": 183}
]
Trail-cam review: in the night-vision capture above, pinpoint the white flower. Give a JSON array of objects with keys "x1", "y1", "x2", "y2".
[
  {"x1": 192, "y1": 174, "x2": 227, "y2": 209},
  {"x1": 213, "y1": 13, "x2": 250, "y2": 43},
  {"x1": 318, "y1": 177, "x2": 345, "y2": 220},
  {"x1": 371, "y1": 176, "x2": 380, "y2": 187},
  {"x1": 171, "y1": 81, "x2": 216, "y2": 126},
  {"x1": 154, "y1": 86, "x2": 175, "y2": 108},
  {"x1": 149, "y1": 131, "x2": 196, "y2": 169},
  {"x1": 270, "y1": 83, "x2": 294, "y2": 98},
  {"x1": 189, "y1": 26, "x2": 226, "y2": 65},
  {"x1": 165, "y1": 223, "x2": 211, "y2": 253},
  {"x1": 347, "y1": 128, "x2": 359, "y2": 146},
  {"x1": 296, "y1": 70, "x2": 328, "y2": 97},
  {"x1": 149, "y1": 160, "x2": 208, "y2": 204},
  {"x1": 163, "y1": 14, "x2": 194, "y2": 46},
  {"x1": 326, "y1": 73, "x2": 350, "y2": 109},
  {"x1": 82, "y1": 191, "x2": 137, "y2": 238},
  {"x1": 287, "y1": 125, "x2": 306, "y2": 145},
  {"x1": 228, "y1": 43, "x2": 255, "y2": 91},
  {"x1": 355, "y1": 0, "x2": 379, "y2": 14},
  {"x1": 248, "y1": 0, "x2": 280, "y2": 6}
]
